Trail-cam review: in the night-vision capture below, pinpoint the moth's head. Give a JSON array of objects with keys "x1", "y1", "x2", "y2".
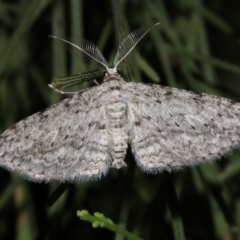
[
  {"x1": 103, "y1": 68, "x2": 123, "y2": 82},
  {"x1": 107, "y1": 68, "x2": 117, "y2": 75}
]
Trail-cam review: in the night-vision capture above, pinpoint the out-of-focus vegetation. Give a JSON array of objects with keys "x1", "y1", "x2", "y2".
[{"x1": 1, "y1": 0, "x2": 240, "y2": 239}]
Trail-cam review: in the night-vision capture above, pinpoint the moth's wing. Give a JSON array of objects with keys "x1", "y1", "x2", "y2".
[
  {"x1": 124, "y1": 83, "x2": 240, "y2": 173},
  {"x1": 0, "y1": 86, "x2": 111, "y2": 182}
]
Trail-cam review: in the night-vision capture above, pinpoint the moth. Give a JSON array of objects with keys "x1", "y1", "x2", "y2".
[{"x1": 0, "y1": 23, "x2": 240, "y2": 182}]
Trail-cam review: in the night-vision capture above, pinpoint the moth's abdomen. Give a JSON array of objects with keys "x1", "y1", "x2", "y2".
[{"x1": 106, "y1": 102, "x2": 129, "y2": 169}]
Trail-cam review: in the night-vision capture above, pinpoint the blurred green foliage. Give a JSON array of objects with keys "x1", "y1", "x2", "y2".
[{"x1": 1, "y1": 0, "x2": 240, "y2": 239}]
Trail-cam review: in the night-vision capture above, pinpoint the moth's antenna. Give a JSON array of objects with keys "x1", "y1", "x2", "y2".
[
  {"x1": 49, "y1": 36, "x2": 109, "y2": 70},
  {"x1": 113, "y1": 23, "x2": 160, "y2": 71}
]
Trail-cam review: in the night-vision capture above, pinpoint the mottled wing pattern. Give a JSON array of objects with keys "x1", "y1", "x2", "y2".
[
  {"x1": 123, "y1": 82, "x2": 240, "y2": 173},
  {"x1": 0, "y1": 86, "x2": 111, "y2": 182}
]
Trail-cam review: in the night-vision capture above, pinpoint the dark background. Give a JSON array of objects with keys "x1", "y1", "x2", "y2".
[{"x1": 1, "y1": 0, "x2": 240, "y2": 239}]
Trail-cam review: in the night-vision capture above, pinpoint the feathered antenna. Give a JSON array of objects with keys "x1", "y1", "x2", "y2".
[
  {"x1": 113, "y1": 23, "x2": 160, "y2": 72},
  {"x1": 48, "y1": 35, "x2": 108, "y2": 71},
  {"x1": 49, "y1": 23, "x2": 160, "y2": 75}
]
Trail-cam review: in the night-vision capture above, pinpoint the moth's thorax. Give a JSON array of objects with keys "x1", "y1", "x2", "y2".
[{"x1": 102, "y1": 73, "x2": 125, "y2": 96}]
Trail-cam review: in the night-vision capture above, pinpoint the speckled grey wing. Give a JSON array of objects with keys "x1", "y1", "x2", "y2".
[
  {"x1": 0, "y1": 87, "x2": 111, "y2": 182},
  {"x1": 124, "y1": 82, "x2": 240, "y2": 173}
]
